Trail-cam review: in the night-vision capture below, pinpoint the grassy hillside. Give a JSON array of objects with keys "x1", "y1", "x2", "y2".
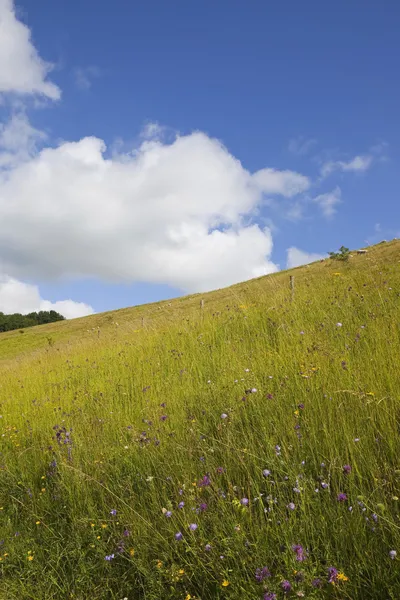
[{"x1": 1, "y1": 240, "x2": 399, "y2": 599}]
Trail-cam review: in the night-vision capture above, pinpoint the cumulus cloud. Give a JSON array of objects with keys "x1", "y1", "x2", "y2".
[
  {"x1": 321, "y1": 154, "x2": 373, "y2": 178},
  {"x1": 286, "y1": 247, "x2": 325, "y2": 269},
  {"x1": 0, "y1": 275, "x2": 94, "y2": 318},
  {"x1": 0, "y1": 0, "x2": 60, "y2": 98},
  {"x1": 0, "y1": 128, "x2": 311, "y2": 292},
  {"x1": 313, "y1": 186, "x2": 342, "y2": 218},
  {"x1": 0, "y1": 111, "x2": 46, "y2": 167}
]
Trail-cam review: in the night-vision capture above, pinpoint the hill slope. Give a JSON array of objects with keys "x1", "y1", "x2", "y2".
[{"x1": 0, "y1": 240, "x2": 399, "y2": 599}]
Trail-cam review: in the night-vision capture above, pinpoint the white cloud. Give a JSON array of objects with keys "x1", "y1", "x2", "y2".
[
  {"x1": 286, "y1": 247, "x2": 325, "y2": 269},
  {"x1": 0, "y1": 112, "x2": 46, "y2": 167},
  {"x1": 73, "y1": 66, "x2": 101, "y2": 90},
  {"x1": 313, "y1": 186, "x2": 342, "y2": 218},
  {"x1": 288, "y1": 136, "x2": 317, "y2": 156},
  {"x1": 0, "y1": 126, "x2": 313, "y2": 293},
  {"x1": 0, "y1": 0, "x2": 60, "y2": 99},
  {"x1": 321, "y1": 154, "x2": 373, "y2": 177},
  {"x1": 0, "y1": 275, "x2": 94, "y2": 318}
]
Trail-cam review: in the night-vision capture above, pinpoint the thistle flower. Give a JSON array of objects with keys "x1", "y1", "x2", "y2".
[
  {"x1": 255, "y1": 566, "x2": 271, "y2": 582},
  {"x1": 343, "y1": 465, "x2": 351, "y2": 474},
  {"x1": 281, "y1": 580, "x2": 292, "y2": 592},
  {"x1": 292, "y1": 544, "x2": 307, "y2": 561},
  {"x1": 337, "y1": 493, "x2": 347, "y2": 502}
]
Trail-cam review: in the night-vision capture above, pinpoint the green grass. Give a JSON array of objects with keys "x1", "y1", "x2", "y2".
[{"x1": 1, "y1": 240, "x2": 400, "y2": 599}]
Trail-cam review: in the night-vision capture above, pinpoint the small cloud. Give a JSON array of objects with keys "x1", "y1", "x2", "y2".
[
  {"x1": 140, "y1": 121, "x2": 165, "y2": 141},
  {"x1": 288, "y1": 136, "x2": 317, "y2": 156},
  {"x1": 313, "y1": 186, "x2": 342, "y2": 218},
  {"x1": 73, "y1": 66, "x2": 102, "y2": 90},
  {"x1": 321, "y1": 154, "x2": 373, "y2": 178},
  {"x1": 0, "y1": 275, "x2": 94, "y2": 319},
  {"x1": 286, "y1": 247, "x2": 326, "y2": 269}
]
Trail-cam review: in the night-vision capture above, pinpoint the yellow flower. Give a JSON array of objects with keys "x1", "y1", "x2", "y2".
[
  {"x1": 129, "y1": 548, "x2": 135, "y2": 556},
  {"x1": 41, "y1": 476, "x2": 45, "y2": 480},
  {"x1": 222, "y1": 580, "x2": 230, "y2": 587},
  {"x1": 294, "y1": 410, "x2": 299, "y2": 417},
  {"x1": 96, "y1": 536, "x2": 101, "y2": 540},
  {"x1": 41, "y1": 488, "x2": 46, "y2": 493},
  {"x1": 156, "y1": 560, "x2": 163, "y2": 569},
  {"x1": 90, "y1": 523, "x2": 95, "y2": 527},
  {"x1": 178, "y1": 569, "x2": 185, "y2": 575},
  {"x1": 337, "y1": 572, "x2": 349, "y2": 582},
  {"x1": 333, "y1": 272, "x2": 341, "y2": 276},
  {"x1": 27, "y1": 555, "x2": 34, "y2": 561},
  {"x1": 101, "y1": 523, "x2": 107, "y2": 529},
  {"x1": 185, "y1": 595, "x2": 192, "y2": 600},
  {"x1": 35, "y1": 521, "x2": 41, "y2": 525}
]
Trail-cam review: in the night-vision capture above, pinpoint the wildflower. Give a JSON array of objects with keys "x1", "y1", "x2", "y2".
[
  {"x1": 175, "y1": 532, "x2": 183, "y2": 541},
  {"x1": 312, "y1": 578, "x2": 322, "y2": 588},
  {"x1": 221, "y1": 413, "x2": 228, "y2": 419},
  {"x1": 337, "y1": 572, "x2": 349, "y2": 582},
  {"x1": 321, "y1": 482, "x2": 328, "y2": 489},
  {"x1": 156, "y1": 560, "x2": 163, "y2": 568},
  {"x1": 263, "y1": 593, "x2": 277, "y2": 600},
  {"x1": 185, "y1": 595, "x2": 191, "y2": 600},
  {"x1": 337, "y1": 493, "x2": 347, "y2": 502},
  {"x1": 354, "y1": 438, "x2": 360, "y2": 442},
  {"x1": 336, "y1": 322, "x2": 342, "y2": 327},
  {"x1": 205, "y1": 543, "x2": 212, "y2": 551},
  {"x1": 110, "y1": 509, "x2": 117, "y2": 516},
  {"x1": 129, "y1": 548, "x2": 135, "y2": 556},
  {"x1": 178, "y1": 501, "x2": 185, "y2": 509},
  {"x1": 251, "y1": 388, "x2": 257, "y2": 393},
  {"x1": 189, "y1": 523, "x2": 198, "y2": 531},
  {"x1": 27, "y1": 554, "x2": 34, "y2": 561},
  {"x1": 199, "y1": 502, "x2": 207, "y2": 512},
  {"x1": 35, "y1": 521, "x2": 41, "y2": 525},
  {"x1": 372, "y1": 513, "x2": 378, "y2": 523},
  {"x1": 165, "y1": 511, "x2": 172, "y2": 518},
  {"x1": 281, "y1": 580, "x2": 292, "y2": 592},
  {"x1": 328, "y1": 566, "x2": 339, "y2": 583},
  {"x1": 221, "y1": 580, "x2": 230, "y2": 587},
  {"x1": 275, "y1": 445, "x2": 281, "y2": 456},
  {"x1": 263, "y1": 469, "x2": 271, "y2": 477},
  {"x1": 101, "y1": 523, "x2": 108, "y2": 528},
  {"x1": 160, "y1": 415, "x2": 168, "y2": 422},
  {"x1": 255, "y1": 566, "x2": 271, "y2": 582},
  {"x1": 287, "y1": 502, "x2": 296, "y2": 511},
  {"x1": 389, "y1": 550, "x2": 397, "y2": 559},
  {"x1": 105, "y1": 554, "x2": 115, "y2": 561},
  {"x1": 199, "y1": 475, "x2": 211, "y2": 487},
  {"x1": 216, "y1": 466, "x2": 225, "y2": 474},
  {"x1": 240, "y1": 497, "x2": 249, "y2": 506},
  {"x1": 292, "y1": 544, "x2": 307, "y2": 561},
  {"x1": 343, "y1": 464, "x2": 351, "y2": 474},
  {"x1": 123, "y1": 529, "x2": 130, "y2": 537}
]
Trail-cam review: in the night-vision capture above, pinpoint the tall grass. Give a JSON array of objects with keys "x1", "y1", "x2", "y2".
[{"x1": 0, "y1": 242, "x2": 399, "y2": 599}]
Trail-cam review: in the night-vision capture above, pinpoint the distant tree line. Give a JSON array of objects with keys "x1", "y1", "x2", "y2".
[{"x1": 0, "y1": 310, "x2": 66, "y2": 332}]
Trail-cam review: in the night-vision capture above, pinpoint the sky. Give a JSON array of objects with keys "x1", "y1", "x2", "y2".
[{"x1": 0, "y1": 0, "x2": 399, "y2": 318}]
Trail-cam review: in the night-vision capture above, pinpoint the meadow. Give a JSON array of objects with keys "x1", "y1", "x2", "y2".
[{"x1": 0, "y1": 240, "x2": 399, "y2": 599}]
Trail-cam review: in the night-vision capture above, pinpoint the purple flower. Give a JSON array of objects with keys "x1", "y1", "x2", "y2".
[
  {"x1": 221, "y1": 413, "x2": 228, "y2": 419},
  {"x1": 343, "y1": 464, "x2": 352, "y2": 474},
  {"x1": 266, "y1": 393, "x2": 274, "y2": 399},
  {"x1": 189, "y1": 523, "x2": 198, "y2": 531},
  {"x1": 328, "y1": 566, "x2": 339, "y2": 583},
  {"x1": 281, "y1": 580, "x2": 292, "y2": 592},
  {"x1": 123, "y1": 529, "x2": 130, "y2": 537},
  {"x1": 199, "y1": 475, "x2": 211, "y2": 487},
  {"x1": 372, "y1": 513, "x2": 378, "y2": 523},
  {"x1": 251, "y1": 388, "x2": 257, "y2": 393},
  {"x1": 263, "y1": 593, "x2": 277, "y2": 600},
  {"x1": 255, "y1": 566, "x2": 271, "y2": 582},
  {"x1": 263, "y1": 469, "x2": 271, "y2": 477},
  {"x1": 105, "y1": 554, "x2": 115, "y2": 561},
  {"x1": 175, "y1": 531, "x2": 183, "y2": 541},
  {"x1": 298, "y1": 403, "x2": 304, "y2": 409},
  {"x1": 216, "y1": 466, "x2": 225, "y2": 474},
  {"x1": 275, "y1": 445, "x2": 281, "y2": 456},
  {"x1": 160, "y1": 402, "x2": 166, "y2": 407},
  {"x1": 287, "y1": 502, "x2": 296, "y2": 511},
  {"x1": 321, "y1": 482, "x2": 328, "y2": 489},
  {"x1": 110, "y1": 509, "x2": 117, "y2": 516},
  {"x1": 160, "y1": 415, "x2": 168, "y2": 421},
  {"x1": 178, "y1": 501, "x2": 185, "y2": 509},
  {"x1": 205, "y1": 543, "x2": 212, "y2": 552},
  {"x1": 165, "y1": 511, "x2": 172, "y2": 518},
  {"x1": 240, "y1": 497, "x2": 249, "y2": 506},
  {"x1": 199, "y1": 502, "x2": 208, "y2": 512},
  {"x1": 337, "y1": 493, "x2": 347, "y2": 502},
  {"x1": 292, "y1": 544, "x2": 307, "y2": 561},
  {"x1": 389, "y1": 550, "x2": 397, "y2": 559},
  {"x1": 312, "y1": 578, "x2": 323, "y2": 588}
]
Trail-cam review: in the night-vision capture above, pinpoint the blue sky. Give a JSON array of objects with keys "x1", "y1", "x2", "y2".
[{"x1": 0, "y1": 0, "x2": 399, "y2": 316}]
